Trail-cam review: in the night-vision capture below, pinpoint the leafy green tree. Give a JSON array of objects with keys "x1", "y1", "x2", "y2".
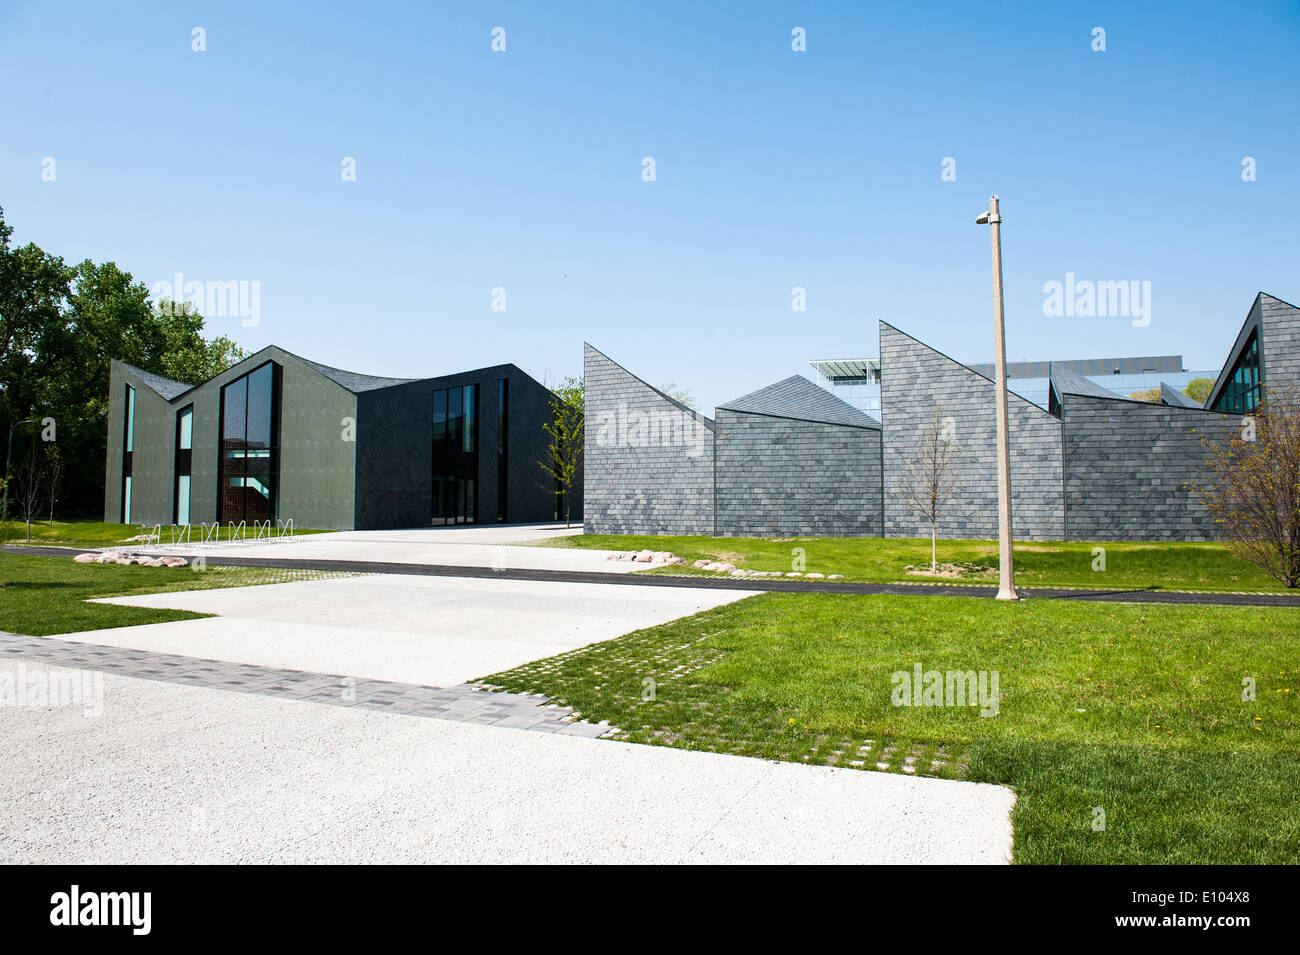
[
  {"x1": 540, "y1": 377, "x2": 584, "y2": 527},
  {"x1": 0, "y1": 206, "x2": 248, "y2": 517},
  {"x1": 1185, "y1": 377, "x2": 1214, "y2": 405}
]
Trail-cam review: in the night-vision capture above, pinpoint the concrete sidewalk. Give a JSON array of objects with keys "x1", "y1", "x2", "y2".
[
  {"x1": 80, "y1": 573, "x2": 753, "y2": 686},
  {"x1": 142, "y1": 522, "x2": 646, "y2": 575},
  {"x1": 0, "y1": 671, "x2": 1016, "y2": 864}
]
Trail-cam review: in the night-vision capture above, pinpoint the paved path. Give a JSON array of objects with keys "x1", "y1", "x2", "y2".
[
  {"x1": 8, "y1": 532, "x2": 1297, "y2": 607},
  {"x1": 0, "y1": 632, "x2": 610, "y2": 737},
  {"x1": 0, "y1": 661, "x2": 1016, "y2": 864},
  {"x1": 77, "y1": 573, "x2": 752, "y2": 686}
]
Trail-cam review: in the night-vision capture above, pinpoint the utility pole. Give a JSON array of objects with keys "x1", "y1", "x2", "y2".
[{"x1": 976, "y1": 196, "x2": 1019, "y2": 601}]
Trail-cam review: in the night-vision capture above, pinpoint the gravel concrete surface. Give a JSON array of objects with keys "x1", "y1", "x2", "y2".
[
  {"x1": 0, "y1": 672, "x2": 1016, "y2": 864},
  {"x1": 78, "y1": 573, "x2": 754, "y2": 686},
  {"x1": 143, "y1": 522, "x2": 651, "y2": 574}
]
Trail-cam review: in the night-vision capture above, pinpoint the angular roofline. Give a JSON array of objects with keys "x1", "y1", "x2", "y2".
[
  {"x1": 114, "y1": 360, "x2": 191, "y2": 400},
  {"x1": 583, "y1": 342, "x2": 716, "y2": 431},
  {"x1": 877, "y1": 320, "x2": 1056, "y2": 417},
  {"x1": 718, "y1": 374, "x2": 881, "y2": 430},
  {"x1": 117, "y1": 345, "x2": 536, "y2": 404},
  {"x1": 1205, "y1": 293, "x2": 1266, "y2": 410},
  {"x1": 1160, "y1": 382, "x2": 1202, "y2": 408},
  {"x1": 1048, "y1": 363, "x2": 1117, "y2": 401}
]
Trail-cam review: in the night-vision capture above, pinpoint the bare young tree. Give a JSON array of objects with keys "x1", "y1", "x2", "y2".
[
  {"x1": 903, "y1": 403, "x2": 961, "y2": 573},
  {"x1": 540, "y1": 376, "x2": 584, "y2": 528},
  {"x1": 44, "y1": 444, "x2": 62, "y2": 525},
  {"x1": 12, "y1": 447, "x2": 46, "y2": 542},
  {"x1": 1198, "y1": 386, "x2": 1300, "y2": 587}
]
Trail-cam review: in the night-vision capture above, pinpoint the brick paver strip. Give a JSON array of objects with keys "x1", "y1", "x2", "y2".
[{"x1": 0, "y1": 632, "x2": 614, "y2": 738}]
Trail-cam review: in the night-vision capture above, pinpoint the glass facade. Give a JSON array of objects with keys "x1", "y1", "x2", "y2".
[
  {"x1": 219, "y1": 362, "x2": 281, "y2": 524},
  {"x1": 496, "y1": 378, "x2": 508, "y2": 522},
  {"x1": 174, "y1": 406, "x2": 193, "y2": 525},
  {"x1": 432, "y1": 383, "x2": 478, "y2": 524},
  {"x1": 122, "y1": 384, "x2": 135, "y2": 522},
  {"x1": 1211, "y1": 331, "x2": 1262, "y2": 413}
]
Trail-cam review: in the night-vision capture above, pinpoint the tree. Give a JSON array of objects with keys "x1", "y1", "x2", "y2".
[
  {"x1": 1129, "y1": 387, "x2": 1161, "y2": 403},
  {"x1": 1185, "y1": 377, "x2": 1214, "y2": 405},
  {"x1": 44, "y1": 443, "x2": 62, "y2": 524},
  {"x1": 540, "y1": 377, "x2": 584, "y2": 527},
  {"x1": 903, "y1": 404, "x2": 961, "y2": 573},
  {"x1": 0, "y1": 207, "x2": 248, "y2": 517},
  {"x1": 659, "y1": 380, "x2": 695, "y2": 409},
  {"x1": 11, "y1": 441, "x2": 45, "y2": 541},
  {"x1": 1198, "y1": 387, "x2": 1300, "y2": 587}
]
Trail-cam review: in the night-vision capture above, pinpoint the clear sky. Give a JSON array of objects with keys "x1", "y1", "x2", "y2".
[{"x1": 2, "y1": 1, "x2": 1296, "y2": 413}]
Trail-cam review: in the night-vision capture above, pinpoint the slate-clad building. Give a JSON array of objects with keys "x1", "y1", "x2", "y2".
[
  {"x1": 583, "y1": 291, "x2": 1298, "y2": 542},
  {"x1": 583, "y1": 345, "x2": 882, "y2": 537},
  {"x1": 105, "y1": 346, "x2": 577, "y2": 531}
]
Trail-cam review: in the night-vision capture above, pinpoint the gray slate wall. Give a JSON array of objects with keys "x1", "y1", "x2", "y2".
[
  {"x1": 1062, "y1": 396, "x2": 1240, "y2": 541},
  {"x1": 583, "y1": 344, "x2": 715, "y2": 534},
  {"x1": 103, "y1": 362, "x2": 178, "y2": 524},
  {"x1": 880, "y1": 323, "x2": 1065, "y2": 540},
  {"x1": 354, "y1": 364, "x2": 569, "y2": 529},
  {"x1": 1260, "y1": 293, "x2": 1300, "y2": 394},
  {"x1": 714, "y1": 409, "x2": 882, "y2": 536}
]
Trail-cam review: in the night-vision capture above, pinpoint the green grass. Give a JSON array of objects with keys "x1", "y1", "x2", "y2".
[
  {"x1": 0, "y1": 553, "x2": 360, "y2": 635},
  {"x1": 529, "y1": 533, "x2": 1291, "y2": 593},
  {"x1": 2, "y1": 518, "x2": 335, "y2": 548},
  {"x1": 482, "y1": 592, "x2": 1300, "y2": 864}
]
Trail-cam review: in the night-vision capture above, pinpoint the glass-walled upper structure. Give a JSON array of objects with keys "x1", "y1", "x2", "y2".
[
  {"x1": 1210, "y1": 330, "x2": 1261, "y2": 413},
  {"x1": 432, "y1": 383, "x2": 478, "y2": 524},
  {"x1": 219, "y1": 361, "x2": 281, "y2": 524},
  {"x1": 812, "y1": 354, "x2": 1218, "y2": 416}
]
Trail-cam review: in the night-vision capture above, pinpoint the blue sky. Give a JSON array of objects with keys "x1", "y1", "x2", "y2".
[{"x1": 2, "y1": 1, "x2": 1297, "y2": 413}]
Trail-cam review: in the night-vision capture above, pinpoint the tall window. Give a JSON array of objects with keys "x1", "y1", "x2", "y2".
[
  {"x1": 496, "y1": 378, "x2": 509, "y2": 522},
  {"x1": 122, "y1": 384, "x2": 135, "y2": 523},
  {"x1": 174, "y1": 406, "x2": 193, "y2": 525},
  {"x1": 1212, "y1": 331, "x2": 1261, "y2": 413},
  {"x1": 219, "y1": 362, "x2": 281, "y2": 524},
  {"x1": 432, "y1": 383, "x2": 477, "y2": 524}
]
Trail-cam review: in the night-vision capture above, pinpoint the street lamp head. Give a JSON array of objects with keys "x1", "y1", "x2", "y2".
[{"x1": 975, "y1": 212, "x2": 990, "y2": 224}]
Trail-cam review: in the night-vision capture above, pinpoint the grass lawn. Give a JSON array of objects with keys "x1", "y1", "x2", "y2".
[
  {"x1": 2, "y1": 519, "x2": 335, "y2": 549},
  {"x1": 0, "y1": 553, "x2": 358, "y2": 636},
  {"x1": 482, "y1": 592, "x2": 1300, "y2": 864},
  {"x1": 531, "y1": 533, "x2": 1292, "y2": 593}
]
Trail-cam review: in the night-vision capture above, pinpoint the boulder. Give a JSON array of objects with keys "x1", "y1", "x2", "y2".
[{"x1": 806, "y1": 572, "x2": 825, "y2": 579}]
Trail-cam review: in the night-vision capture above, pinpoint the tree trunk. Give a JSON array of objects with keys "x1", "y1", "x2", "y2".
[{"x1": 931, "y1": 522, "x2": 937, "y2": 573}]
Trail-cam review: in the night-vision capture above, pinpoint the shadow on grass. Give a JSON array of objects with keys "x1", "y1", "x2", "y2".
[{"x1": 968, "y1": 739, "x2": 1300, "y2": 864}]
